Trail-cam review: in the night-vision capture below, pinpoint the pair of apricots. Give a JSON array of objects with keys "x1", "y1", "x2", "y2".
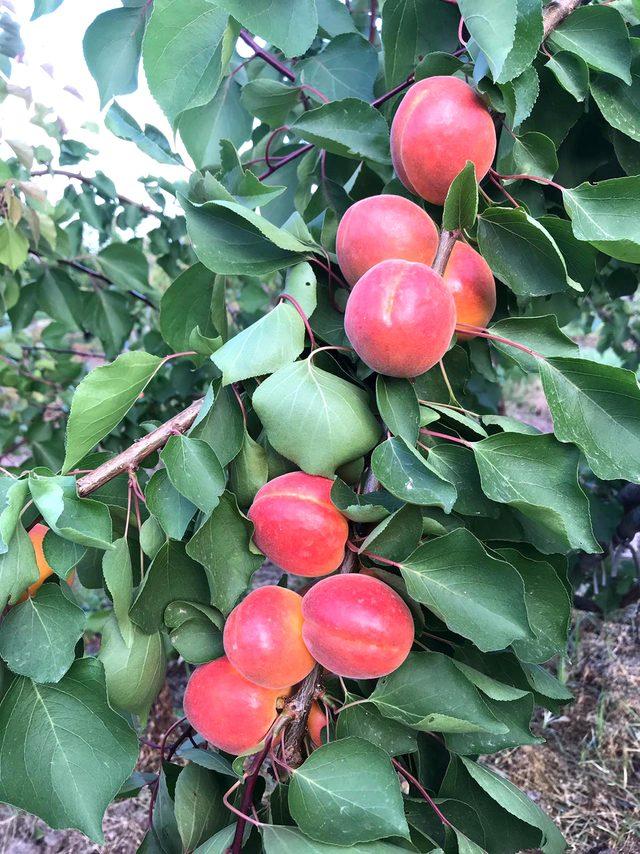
[
  {"x1": 184, "y1": 472, "x2": 415, "y2": 755},
  {"x1": 339, "y1": 76, "x2": 497, "y2": 378}
]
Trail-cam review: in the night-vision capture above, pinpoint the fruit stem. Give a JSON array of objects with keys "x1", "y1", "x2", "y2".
[
  {"x1": 432, "y1": 229, "x2": 460, "y2": 277},
  {"x1": 391, "y1": 758, "x2": 454, "y2": 829},
  {"x1": 420, "y1": 429, "x2": 473, "y2": 448}
]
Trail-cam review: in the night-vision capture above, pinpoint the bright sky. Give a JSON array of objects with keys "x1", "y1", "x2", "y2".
[{"x1": 1, "y1": 0, "x2": 191, "y2": 206}]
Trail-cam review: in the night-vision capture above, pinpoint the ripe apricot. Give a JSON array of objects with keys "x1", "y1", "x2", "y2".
[
  {"x1": 248, "y1": 472, "x2": 348, "y2": 577},
  {"x1": 344, "y1": 259, "x2": 456, "y2": 377},
  {"x1": 19, "y1": 524, "x2": 74, "y2": 601},
  {"x1": 444, "y1": 241, "x2": 496, "y2": 338},
  {"x1": 224, "y1": 586, "x2": 315, "y2": 689},
  {"x1": 336, "y1": 195, "x2": 438, "y2": 286},
  {"x1": 307, "y1": 701, "x2": 329, "y2": 746},
  {"x1": 183, "y1": 656, "x2": 289, "y2": 755},
  {"x1": 301, "y1": 574, "x2": 414, "y2": 679},
  {"x1": 391, "y1": 76, "x2": 496, "y2": 205}
]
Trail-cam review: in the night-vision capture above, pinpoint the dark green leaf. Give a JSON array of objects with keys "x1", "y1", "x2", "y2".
[
  {"x1": 179, "y1": 80, "x2": 252, "y2": 171},
  {"x1": 488, "y1": 314, "x2": 579, "y2": 372},
  {"x1": 546, "y1": 51, "x2": 589, "y2": 101},
  {"x1": 293, "y1": 99, "x2": 391, "y2": 164},
  {"x1": 336, "y1": 703, "x2": 418, "y2": 757},
  {"x1": 376, "y1": 376, "x2": 420, "y2": 444},
  {"x1": 175, "y1": 764, "x2": 228, "y2": 851},
  {"x1": 214, "y1": 0, "x2": 318, "y2": 57},
  {"x1": 105, "y1": 102, "x2": 183, "y2": 165},
  {"x1": 145, "y1": 469, "x2": 197, "y2": 540},
  {"x1": 29, "y1": 473, "x2": 113, "y2": 550},
  {"x1": 161, "y1": 436, "x2": 225, "y2": 515},
  {"x1": 371, "y1": 438, "x2": 457, "y2": 511},
  {"x1": 563, "y1": 176, "x2": 640, "y2": 262},
  {"x1": 0, "y1": 477, "x2": 28, "y2": 554},
  {"x1": 300, "y1": 33, "x2": 378, "y2": 102},
  {"x1": 548, "y1": 4, "x2": 631, "y2": 83},
  {"x1": 83, "y1": 7, "x2": 146, "y2": 107},
  {"x1": 442, "y1": 162, "x2": 478, "y2": 232},
  {"x1": 382, "y1": 0, "x2": 458, "y2": 86}
]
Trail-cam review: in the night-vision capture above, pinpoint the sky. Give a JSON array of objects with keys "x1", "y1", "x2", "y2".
[{"x1": 0, "y1": 0, "x2": 193, "y2": 206}]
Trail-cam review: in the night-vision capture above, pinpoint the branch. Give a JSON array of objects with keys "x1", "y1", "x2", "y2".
[
  {"x1": 76, "y1": 399, "x2": 204, "y2": 497},
  {"x1": 542, "y1": 0, "x2": 582, "y2": 37},
  {"x1": 432, "y1": 229, "x2": 459, "y2": 277},
  {"x1": 239, "y1": 30, "x2": 296, "y2": 82},
  {"x1": 29, "y1": 168, "x2": 161, "y2": 218},
  {"x1": 229, "y1": 736, "x2": 274, "y2": 854},
  {"x1": 281, "y1": 664, "x2": 323, "y2": 768}
]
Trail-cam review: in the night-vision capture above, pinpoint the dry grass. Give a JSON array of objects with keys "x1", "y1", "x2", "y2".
[{"x1": 1, "y1": 613, "x2": 638, "y2": 853}]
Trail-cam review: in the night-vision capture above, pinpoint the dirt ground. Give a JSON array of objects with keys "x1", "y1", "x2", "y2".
[{"x1": 0, "y1": 608, "x2": 638, "y2": 853}]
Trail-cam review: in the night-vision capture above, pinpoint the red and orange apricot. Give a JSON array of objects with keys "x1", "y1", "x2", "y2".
[
  {"x1": 224, "y1": 586, "x2": 315, "y2": 689},
  {"x1": 307, "y1": 701, "x2": 329, "y2": 747},
  {"x1": 344, "y1": 259, "x2": 456, "y2": 377},
  {"x1": 301, "y1": 573, "x2": 414, "y2": 679},
  {"x1": 248, "y1": 472, "x2": 348, "y2": 577},
  {"x1": 184, "y1": 656, "x2": 288, "y2": 755},
  {"x1": 19, "y1": 524, "x2": 74, "y2": 601},
  {"x1": 336, "y1": 195, "x2": 438, "y2": 286},
  {"x1": 391, "y1": 76, "x2": 496, "y2": 205},
  {"x1": 444, "y1": 241, "x2": 496, "y2": 337}
]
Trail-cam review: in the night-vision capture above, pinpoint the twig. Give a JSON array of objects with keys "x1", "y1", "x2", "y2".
[
  {"x1": 239, "y1": 30, "x2": 296, "y2": 82},
  {"x1": 392, "y1": 758, "x2": 453, "y2": 828},
  {"x1": 281, "y1": 664, "x2": 323, "y2": 768},
  {"x1": 542, "y1": 0, "x2": 582, "y2": 37},
  {"x1": 229, "y1": 736, "x2": 274, "y2": 854},
  {"x1": 432, "y1": 230, "x2": 460, "y2": 277},
  {"x1": 29, "y1": 168, "x2": 160, "y2": 217}
]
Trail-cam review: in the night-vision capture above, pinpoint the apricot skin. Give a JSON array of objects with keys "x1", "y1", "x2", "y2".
[
  {"x1": 307, "y1": 701, "x2": 329, "y2": 746},
  {"x1": 224, "y1": 586, "x2": 315, "y2": 689},
  {"x1": 183, "y1": 657, "x2": 288, "y2": 755},
  {"x1": 444, "y1": 241, "x2": 496, "y2": 338},
  {"x1": 344, "y1": 259, "x2": 457, "y2": 378},
  {"x1": 301, "y1": 574, "x2": 414, "y2": 679},
  {"x1": 19, "y1": 524, "x2": 74, "y2": 602},
  {"x1": 391, "y1": 76, "x2": 496, "y2": 205},
  {"x1": 248, "y1": 472, "x2": 349, "y2": 577},
  {"x1": 336, "y1": 195, "x2": 439, "y2": 287}
]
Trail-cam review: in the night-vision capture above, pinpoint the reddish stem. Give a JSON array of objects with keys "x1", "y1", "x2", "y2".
[
  {"x1": 300, "y1": 84, "x2": 330, "y2": 104},
  {"x1": 231, "y1": 384, "x2": 247, "y2": 427},
  {"x1": 259, "y1": 143, "x2": 314, "y2": 180},
  {"x1": 369, "y1": 0, "x2": 378, "y2": 42},
  {"x1": 490, "y1": 168, "x2": 564, "y2": 193},
  {"x1": 456, "y1": 323, "x2": 542, "y2": 359},
  {"x1": 229, "y1": 736, "x2": 273, "y2": 853},
  {"x1": 488, "y1": 173, "x2": 520, "y2": 208},
  {"x1": 420, "y1": 429, "x2": 473, "y2": 448},
  {"x1": 309, "y1": 255, "x2": 349, "y2": 291},
  {"x1": 392, "y1": 758, "x2": 454, "y2": 829},
  {"x1": 265, "y1": 126, "x2": 290, "y2": 168},
  {"x1": 347, "y1": 539, "x2": 401, "y2": 568},
  {"x1": 279, "y1": 294, "x2": 317, "y2": 349},
  {"x1": 238, "y1": 30, "x2": 296, "y2": 82},
  {"x1": 371, "y1": 76, "x2": 414, "y2": 108}
]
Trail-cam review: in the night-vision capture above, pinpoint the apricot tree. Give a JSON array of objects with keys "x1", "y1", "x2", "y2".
[{"x1": 1, "y1": 0, "x2": 640, "y2": 851}]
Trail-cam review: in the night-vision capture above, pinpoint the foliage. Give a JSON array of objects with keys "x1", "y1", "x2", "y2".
[{"x1": 1, "y1": 0, "x2": 640, "y2": 850}]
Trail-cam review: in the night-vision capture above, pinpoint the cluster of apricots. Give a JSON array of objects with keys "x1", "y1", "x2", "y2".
[
  {"x1": 184, "y1": 472, "x2": 415, "y2": 755},
  {"x1": 339, "y1": 76, "x2": 498, "y2": 378}
]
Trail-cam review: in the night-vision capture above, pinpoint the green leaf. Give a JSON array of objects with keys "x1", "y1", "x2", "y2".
[
  {"x1": 241, "y1": 79, "x2": 300, "y2": 128},
  {"x1": 371, "y1": 438, "x2": 457, "y2": 511},
  {"x1": 218, "y1": 0, "x2": 317, "y2": 57},
  {"x1": 228, "y1": 429, "x2": 269, "y2": 508},
  {"x1": 317, "y1": 0, "x2": 358, "y2": 37},
  {"x1": 300, "y1": 33, "x2": 378, "y2": 102},
  {"x1": 129, "y1": 541, "x2": 211, "y2": 634},
  {"x1": 0, "y1": 223, "x2": 28, "y2": 272},
  {"x1": 539, "y1": 356, "x2": 640, "y2": 483},
  {"x1": 498, "y1": 548, "x2": 571, "y2": 663},
  {"x1": 288, "y1": 738, "x2": 410, "y2": 845},
  {"x1": 83, "y1": 6, "x2": 146, "y2": 108},
  {"x1": 262, "y1": 825, "x2": 407, "y2": 852},
  {"x1": 473, "y1": 432, "x2": 600, "y2": 554},
  {"x1": 488, "y1": 314, "x2": 579, "y2": 373},
  {"x1": 161, "y1": 436, "x2": 225, "y2": 515},
  {"x1": 186, "y1": 491, "x2": 263, "y2": 614},
  {"x1": 446, "y1": 693, "x2": 540, "y2": 755},
  {"x1": 193, "y1": 824, "x2": 237, "y2": 852},
  {"x1": 477, "y1": 207, "x2": 571, "y2": 297},
  {"x1": 369, "y1": 652, "x2": 507, "y2": 734},
  {"x1": 548, "y1": 4, "x2": 631, "y2": 84},
  {"x1": 376, "y1": 376, "x2": 420, "y2": 444},
  {"x1": 104, "y1": 102, "x2": 183, "y2": 165},
  {"x1": 161, "y1": 264, "x2": 223, "y2": 354},
  {"x1": 293, "y1": 99, "x2": 391, "y2": 164},
  {"x1": 502, "y1": 65, "x2": 540, "y2": 129},
  {"x1": 382, "y1": 0, "x2": 459, "y2": 86},
  {"x1": 253, "y1": 359, "x2": 381, "y2": 477},
  {"x1": 400, "y1": 529, "x2": 531, "y2": 651},
  {"x1": 181, "y1": 196, "x2": 309, "y2": 277},
  {"x1": 28, "y1": 473, "x2": 113, "y2": 550},
  {"x1": 442, "y1": 162, "x2": 478, "y2": 232},
  {"x1": 143, "y1": 0, "x2": 234, "y2": 126},
  {"x1": 62, "y1": 352, "x2": 161, "y2": 474},
  {"x1": 546, "y1": 51, "x2": 589, "y2": 101},
  {"x1": 360, "y1": 504, "x2": 424, "y2": 561},
  {"x1": 426, "y1": 445, "x2": 499, "y2": 518},
  {"x1": 85, "y1": 290, "x2": 135, "y2": 360},
  {"x1": 170, "y1": 618, "x2": 224, "y2": 664},
  {"x1": 190, "y1": 385, "x2": 244, "y2": 467},
  {"x1": 336, "y1": 703, "x2": 418, "y2": 757},
  {"x1": 102, "y1": 537, "x2": 133, "y2": 636},
  {"x1": 98, "y1": 615, "x2": 166, "y2": 719},
  {"x1": 537, "y1": 215, "x2": 597, "y2": 292},
  {"x1": 498, "y1": 0, "x2": 544, "y2": 84},
  {"x1": 31, "y1": 0, "x2": 65, "y2": 19},
  {"x1": 0, "y1": 477, "x2": 28, "y2": 554},
  {"x1": 97, "y1": 243, "x2": 149, "y2": 294},
  {"x1": 0, "y1": 584, "x2": 85, "y2": 683},
  {"x1": 563, "y1": 176, "x2": 640, "y2": 262},
  {"x1": 146, "y1": 469, "x2": 197, "y2": 540},
  {"x1": 330, "y1": 478, "x2": 402, "y2": 523},
  {"x1": 511, "y1": 132, "x2": 558, "y2": 179},
  {"x1": 457, "y1": 0, "x2": 518, "y2": 81},
  {"x1": 415, "y1": 51, "x2": 467, "y2": 80},
  {"x1": 0, "y1": 521, "x2": 39, "y2": 610},
  {"x1": 0, "y1": 658, "x2": 138, "y2": 842},
  {"x1": 174, "y1": 764, "x2": 228, "y2": 851},
  {"x1": 179, "y1": 79, "x2": 252, "y2": 171},
  {"x1": 593, "y1": 67, "x2": 640, "y2": 144}
]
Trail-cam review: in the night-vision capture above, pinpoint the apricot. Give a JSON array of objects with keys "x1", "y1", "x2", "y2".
[
  {"x1": 444, "y1": 241, "x2": 496, "y2": 338},
  {"x1": 343, "y1": 259, "x2": 456, "y2": 377},
  {"x1": 336, "y1": 195, "x2": 438, "y2": 286},
  {"x1": 19, "y1": 524, "x2": 74, "y2": 601},
  {"x1": 224, "y1": 586, "x2": 315, "y2": 689},
  {"x1": 301, "y1": 574, "x2": 414, "y2": 679},
  {"x1": 307, "y1": 701, "x2": 329, "y2": 746},
  {"x1": 248, "y1": 472, "x2": 349, "y2": 577},
  {"x1": 183, "y1": 656, "x2": 289, "y2": 755},
  {"x1": 390, "y1": 76, "x2": 496, "y2": 205}
]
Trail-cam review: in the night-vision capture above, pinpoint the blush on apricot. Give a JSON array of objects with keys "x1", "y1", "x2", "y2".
[
  {"x1": 248, "y1": 472, "x2": 348, "y2": 577},
  {"x1": 307, "y1": 701, "x2": 329, "y2": 746},
  {"x1": 301, "y1": 573, "x2": 414, "y2": 679},
  {"x1": 344, "y1": 259, "x2": 456, "y2": 377},
  {"x1": 336, "y1": 195, "x2": 439, "y2": 286},
  {"x1": 183, "y1": 656, "x2": 288, "y2": 755},
  {"x1": 444, "y1": 241, "x2": 496, "y2": 338},
  {"x1": 391, "y1": 76, "x2": 496, "y2": 205},
  {"x1": 224, "y1": 586, "x2": 315, "y2": 689}
]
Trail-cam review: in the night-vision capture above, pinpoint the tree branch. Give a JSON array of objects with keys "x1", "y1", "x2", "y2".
[
  {"x1": 281, "y1": 664, "x2": 323, "y2": 768},
  {"x1": 542, "y1": 0, "x2": 582, "y2": 37},
  {"x1": 239, "y1": 29, "x2": 296, "y2": 82},
  {"x1": 432, "y1": 230, "x2": 459, "y2": 277},
  {"x1": 29, "y1": 168, "x2": 161, "y2": 218},
  {"x1": 76, "y1": 399, "x2": 204, "y2": 497}
]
